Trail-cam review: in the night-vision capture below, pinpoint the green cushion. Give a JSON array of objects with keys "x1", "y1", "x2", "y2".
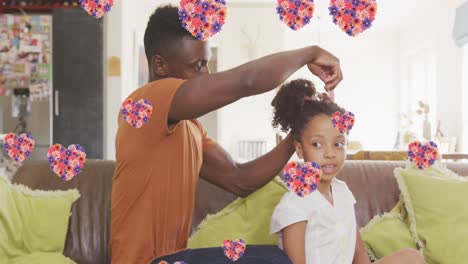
[
  {"x1": 11, "y1": 252, "x2": 76, "y2": 264},
  {"x1": 361, "y1": 208, "x2": 418, "y2": 261},
  {"x1": 361, "y1": 161, "x2": 461, "y2": 261},
  {"x1": 395, "y1": 164, "x2": 468, "y2": 264},
  {"x1": 0, "y1": 174, "x2": 79, "y2": 262},
  {"x1": 188, "y1": 177, "x2": 288, "y2": 248}
]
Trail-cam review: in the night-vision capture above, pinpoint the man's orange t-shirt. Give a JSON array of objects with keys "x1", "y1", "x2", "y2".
[{"x1": 110, "y1": 78, "x2": 216, "y2": 264}]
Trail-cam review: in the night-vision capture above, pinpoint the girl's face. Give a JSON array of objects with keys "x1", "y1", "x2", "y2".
[{"x1": 294, "y1": 114, "x2": 347, "y2": 183}]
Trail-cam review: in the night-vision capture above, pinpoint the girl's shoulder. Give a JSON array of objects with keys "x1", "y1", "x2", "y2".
[
  {"x1": 332, "y1": 178, "x2": 356, "y2": 204},
  {"x1": 275, "y1": 190, "x2": 324, "y2": 213},
  {"x1": 332, "y1": 178, "x2": 348, "y2": 188},
  {"x1": 270, "y1": 191, "x2": 323, "y2": 235},
  {"x1": 332, "y1": 178, "x2": 352, "y2": 192}
]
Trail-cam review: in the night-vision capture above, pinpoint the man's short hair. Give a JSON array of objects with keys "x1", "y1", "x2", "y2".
[{"x1": 144, "y1": 5, "x2": 195, "y2": 65}]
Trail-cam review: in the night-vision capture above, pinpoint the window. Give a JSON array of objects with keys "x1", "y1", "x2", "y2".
[
  {"x1": 462, "y1": 45, "x2": 468, "y2": 152},
  {"x1": 400, "y1": 49, "x2": 437, "y2": 139}
]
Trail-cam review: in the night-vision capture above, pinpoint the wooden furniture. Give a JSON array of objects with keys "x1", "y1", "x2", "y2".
[
  {"x1": 351, "y1": 151, "x2": 407, "y2": 161},
  {"x1": 349, "y1": 151, "x2": 468, "y2": 161},
  {"x1": 0, "y1": 0, "x2": 80, "y2": 14},
  {"x1": 274, "y1": 133, "x2": 468, "y2": 162},
  {"x1": 440, "y1": 153, "x2": 468, "y2": 161},
  {"x1": 275, "y1": 133, "x2": 283, "y2": 145}
]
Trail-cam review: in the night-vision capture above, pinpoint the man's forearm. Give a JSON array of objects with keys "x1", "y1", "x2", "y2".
[
  {"x1": 234, "y1": 135, "x2": 296, "y2": 196},
  {"x1": 234, "y1": 46, "x2": 320, "y2": 97},
  {"x1": 169, "y1": 46, "x2": 327, "y2": 122}
]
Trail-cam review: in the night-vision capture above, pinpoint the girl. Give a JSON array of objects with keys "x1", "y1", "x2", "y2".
[{"x1": 269, "y1": 79, "x2": 425, "y2": 264}]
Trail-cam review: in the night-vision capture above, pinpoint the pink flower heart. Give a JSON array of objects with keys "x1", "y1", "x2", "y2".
[
  {"x1": 179, "y1": 0, "x2": 227, "y2": 41},
  {"x1": 329, "y1": 0, "x2": 377, "y2": 37},
  {"x1": 120, "y1": 98, "x2": 153, "y2": 128},
  {"x1": 407, "y1": 141, "x2": 438, "y2": 170},
  {"x1": 79, "y1": 0, "x2": 114, "y2": 19},
  {"x1": 276, "y1": 0, "x2": 315, "y2": 31},
  {"x1": 222, "y1": 239, "x2": 246, "y2": 261},
  {"x1": 3, "y1": 133, "x2": 35, "y2": 162},
  {"x1": 282, "y1": 161, "x2": 321, "y2": 197},
  {"x1": 47, "y1": 144, "x2": 86, "y2": 181},
  {"x1": 331, "y1": 111, "x2": 355, "y2": 134}
]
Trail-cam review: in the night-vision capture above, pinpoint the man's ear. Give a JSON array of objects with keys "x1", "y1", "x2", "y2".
[
  {"x1": 293, "y1": 139, "x2": 304, "y2": 159},
  {"x1": 151, "y1": 54, "x2": 170, "y2": 78}
]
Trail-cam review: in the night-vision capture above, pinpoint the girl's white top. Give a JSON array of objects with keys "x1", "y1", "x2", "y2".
[{"x1": 270, "y1": 178, "x2": 357, "y2": 264}]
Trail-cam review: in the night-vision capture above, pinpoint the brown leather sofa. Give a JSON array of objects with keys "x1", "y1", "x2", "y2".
[{"x1": 12, "y1": 160, "x2": 468, "y2": 264}]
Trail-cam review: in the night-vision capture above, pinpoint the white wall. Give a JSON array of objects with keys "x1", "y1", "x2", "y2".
[
  {"x1": 282, "y1": 0, "x2": 465, "y2": 151},
  {"x1": 131, "y1": 2, "x2": 290, "y2": 157},
  {"x1": 103, "y1": 0, "x2": 466, "y2": 160},
  {"x1": 213, "y1": 0, "x2": 414, "y2": 153},
  {"x1": 282, "y1": 19, "x2": 401, "y2": 150},
  {"x1": 104, "y1": 0, "x2": 148, "y2": 160},
  {"x1": 216, "y1": 2, "x2": 400, "y2": 154},
  {"x1": 214, "y1": 3, "x2": 287, "y2": 158},
  {"x1": 102, "y1": 0, "x2": 406, "y2": 157},
  {"x1": 103, "y1": 1, "x2": 123, "y2": 160},
  {"x1": 462, "y1": 45, "x2": 468, "y2": 152},
  {"x1": 399, "y1": 0, "x2": 464, "y2": 150}
]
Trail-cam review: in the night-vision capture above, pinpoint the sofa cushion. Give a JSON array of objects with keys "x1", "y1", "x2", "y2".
[
  {"x1": 188, "y1": 177, "x2": 287, "y2": 248},
  {"x1": 10, "y1": 160, "x2": 468, "y2": 264},
  {"x1": 0, "y1": 174, "x2": 79, "y2": 262},
  {"x1": 12, "y1": 160, "x2": 114, "y2": 264},
  {"x1": 395, "y1": 164, "x2": 468, "y2": 264},
  {"x1": 193, "y1": 161, "x2": 468, "y2": 230},
  {"x1": 360, "y1": 199, "x2": 417, "y2": 261},
  {"x1": 335, "y1": 161, "x2": 403, "y2": 227},
  {"x1": 11, "y1": 252, "x2": 77, "y2": 264}
]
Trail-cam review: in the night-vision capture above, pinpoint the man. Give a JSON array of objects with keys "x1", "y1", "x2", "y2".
[{"x1": 110, "y1": 5, "x2": 343, "y2": 264}]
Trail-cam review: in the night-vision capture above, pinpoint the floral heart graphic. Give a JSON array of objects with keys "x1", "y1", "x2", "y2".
[
  {"x1": 178, "y1": 0, "x2": 227, "y2": 41},
  {"x1": 283, "y1": 161, "x2": 321, "y2": 197},
  {"x1": 276, "y1": 0, "x2": 315, "y2": 31},
  {"x1": 329, "y1": 0, "x2": 377, "y2": 37},
  {"x1": 47, "y1": 144, "x2": 86, "y2": 181},
  {"x1": 79, "y1": 0, "x2": 114, "y2": 19},
  {"x1": 407, "y1": 141, "x2": 439, "y2": 170},
  {"x1": 331, "y1": 111, "x2": 355, "y2": 134},
  {"x1": 120, "y1": 98, "x2": 153, "y2": 128},
  {"x1": 222, "y1": 239, "x2": 246, "y2": 261},
  {"x1": 157, "y1": 261, "x2": 187, "y2": 264},
  {"x1": 3, "y1": 133, "x2": 35, "y2": 162}
]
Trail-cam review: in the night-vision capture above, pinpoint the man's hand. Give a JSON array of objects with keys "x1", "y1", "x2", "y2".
[{"x1": 307, "y1": 46, "x2": 343, "y2": 92}]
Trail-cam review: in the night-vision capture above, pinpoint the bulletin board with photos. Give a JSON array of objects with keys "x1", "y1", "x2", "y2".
[{"x1": 0, "y1": 14, "x2": 52, "y2": 105}]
